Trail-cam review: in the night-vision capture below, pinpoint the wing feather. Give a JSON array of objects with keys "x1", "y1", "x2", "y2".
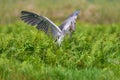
[
  {"x1": 20, "y1": 11, "x2": 62, "y2": 38},
  {"x1": 59, "y1": 10, "x2": 80, "y2": 30}
]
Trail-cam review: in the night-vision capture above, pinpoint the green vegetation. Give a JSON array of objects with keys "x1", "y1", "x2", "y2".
[
  {"x1": 0, "y1": 0, "x2": 120, "y2": 80},
  {"x1": 0, "y1": 22, "x2": 120, "y2": 80}
]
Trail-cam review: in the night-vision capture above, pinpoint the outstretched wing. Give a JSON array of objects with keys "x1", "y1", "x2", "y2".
[
  {"x1": 59, "y1": 10, "x2": 80, "y2": 30},
  {"x1": 20, "y1": 11, "x2": 62, "y2": 38}
]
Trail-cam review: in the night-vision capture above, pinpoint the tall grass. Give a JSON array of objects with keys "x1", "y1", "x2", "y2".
[
  {"x1": 0, "y1": 22, "x2": 120, "y2": 80},
  {"x1": 0, "y1": 0, "x2": 120, "y2": 80}
]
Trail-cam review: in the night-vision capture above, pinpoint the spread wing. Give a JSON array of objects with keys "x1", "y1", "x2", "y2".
[
  {"x1": 59, "y1": 10, "x2": 80, "y2": 30},
  {"x1": 20, "y1": 11, "x2": 62, "y2": 38}
]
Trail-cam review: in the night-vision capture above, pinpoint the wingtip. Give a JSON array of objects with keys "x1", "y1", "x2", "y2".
[
  {"x1": 21, "y1": 10, "x2": 33, "y2": 15},
  {"x1": 75, "y1": 10, "x2": 80, "y2": 13},
  {"x1": 72, "y1": 10, "x2": 80, "y2": 16},
  {"x1": 21, "y1": 11, "x2": 27, "y2": 15},
  {"x1": 21, "y1": 10, "x2": 26, "y2": 13}
]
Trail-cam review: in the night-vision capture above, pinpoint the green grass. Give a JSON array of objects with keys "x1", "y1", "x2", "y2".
[
  {"x1": 0, "y1": 22, "x2": 120, "y2": 80},
  {"x1": 0, "y1": 0, "x2": 120, "y2": 80}
]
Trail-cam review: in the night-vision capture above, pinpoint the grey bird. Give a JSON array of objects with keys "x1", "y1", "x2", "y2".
[{"x1": 20, "y1": 10, "x2": 80, "y2": 46}]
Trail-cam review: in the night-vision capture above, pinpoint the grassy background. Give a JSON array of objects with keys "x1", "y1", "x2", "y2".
[
  {"x1": 0, "y1": 0, "x2": 120, "y2": 24},
  {"x1": 0, "y1": 0, "x2": 120, "y2": 80},
  {"x1": 0, "y1": 22, "x2": 120, "y2": 80}
]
